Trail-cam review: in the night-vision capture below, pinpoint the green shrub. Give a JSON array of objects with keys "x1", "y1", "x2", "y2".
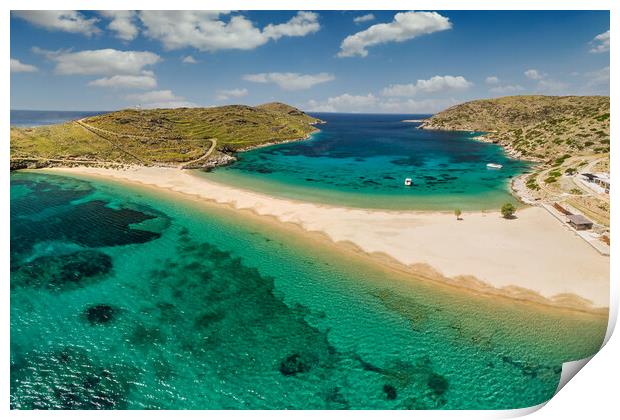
[{"x1": 501, "y1": 203, "x2": 516, "y2": 219}]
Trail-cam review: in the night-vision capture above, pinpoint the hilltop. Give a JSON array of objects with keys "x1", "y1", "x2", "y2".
[
  {"x1": 420, "y1": 95, "x2": 609, "y2": 162},
  {"x1": 421, "y1": 95, "x2": 610, "y2": 226},
  {"x1": 11, "y1": 103, "x2": 322, "y2": 170}
]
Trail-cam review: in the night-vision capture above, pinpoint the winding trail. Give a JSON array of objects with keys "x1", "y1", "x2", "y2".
[{"x1": 76, "y1": 119, "x2": 217, "y2": 168}]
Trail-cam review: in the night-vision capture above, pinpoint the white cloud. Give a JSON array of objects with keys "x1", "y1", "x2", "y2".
[
  {"x1": 377, "y1": 98, "x2": 458, "y2": 113},
  {"x1": 125, "y1": 90, "x2": 195, "y2": 108},
  {"x1": 42, "y1": 49, "x2": 160, "y2": 76},
  {"x1": 354, "y1": 14, "x2": 375, "y2": 24},
  {"x1": 216, "y1": 88, "x2": 249, "y2": 100},
  {"x1": 338, "y1": 11, "x2": 451, "y2": 58},
  {"x1": 485, "y1": 76, "x2": 499, "y2": 85},
  {"x1": 585, "y1": 66, "x2": 610, "y2": 88},
  {"x1": 99, "y1": 11, "x2": 139, "y2": 41},
  {"x1": 263, "y1": 11, "x2": 320, "y2": 40},
  {"x1": 524, "y1": 69, "x2": 544, "y2": 80},
  {"x1": 243, "y1": 72, "x2": 335, "y2": 90},
  {"x1": 307, "y1": 93, "x2": 378, "y2": 112},
  {"x1": 536, "y1": 79, "x2": 569, "y2": 94},
  {"x1": 490, "y1": 84, "x2": 524, "y2": 94},
  {"x1": 590, "y1": 30, "x2": 610, "y2": 53},
  {"x1": 12, "y1": 10, "x2": 100, "y2": 36},
  {"x1": 182, "y1": 55, "x2": 198, "y2": 64},
  {"x1": 11, "y1": 58, "x2": 38, "y2": 73},
  {"x1": 139, "y1": 11, "x2": 319, "y2": 52},
  {"x1": 307, "y1": 93, "x2": 455, "y2": 113},
  {"x1": 88, "y1": 71, "x2": 157, "y2": 89},
  {"x1": 381, "y1": 75, "x2": 471, "y2": 97}
]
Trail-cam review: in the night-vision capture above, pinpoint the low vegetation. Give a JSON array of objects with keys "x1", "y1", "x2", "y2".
[
  {"x1": 11, "y1": 102, "x2": 321, "y2": 170},
  {"x1": 501, "y1": 203, "x2": 516, "y2": 219},
  {"x1": 420, "y1": 95, "x2": 610, "y2": 163}
]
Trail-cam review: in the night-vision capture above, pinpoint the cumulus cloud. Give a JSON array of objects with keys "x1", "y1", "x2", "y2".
[
  {"x1": 485, "y1": 76, "x2": 499, "y2": 85},
  {"x1": 590, "y1": 30, "x2": 610, "y2": 53},
  {"x1": 307, "y1": 93, "x2": 377, "y2": 112},
  {"x1": 99, "y1": 11, "x2": 139, "y2": 41},
  {"x1": 338, "y1": 11, "x2": 451, "y2": 58},
  {"x1": 216, "y1": 88, "x2": 249, "y2": 100},
  {"x1": 524, "y1": 69, "x2": 544, "y2": 80},
  {"x1": 262, "y1": 11, "x2": 320, "y2": 40},
  {"x1": 182, "y1": 55, "x2": 198, "y2": 64},
  {"x1": 39, "y1": 48, "x2": 160, "y2": 76},
  {"x1": 12, "y1": 10, "x2": 100, "y2": 36},
  {"x1": 490, "y1": 84, "x2": 524, "y2": 94},
  {"x1": 88, "y1": 71, "x2": 157, "y2": 89},
  {"x1": 307, "y1": 93, "x2": 455, "y2": 113},
  {"x1": 139, "y1": 11, "x2": 319, "y2": 52},
  {"x1": 354, "y1": 14, "x2": 375, "y2": 24},
  {"x1": 125, "y1": 90, "x2": 195, "y2": 108},
  {"x1": 381, "y1": 75, "x2": 471, "y2": 97},
  {"x1": 243, "y1": 72, "x2": 335, "y2": 90},
  {"x1": 11, "y1": 58, "x2": 38, "y2": 73}
]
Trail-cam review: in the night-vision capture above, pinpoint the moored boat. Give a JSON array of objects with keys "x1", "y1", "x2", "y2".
[{"x1": 486, "y1": 163, "x2": 503, "y2": 169}]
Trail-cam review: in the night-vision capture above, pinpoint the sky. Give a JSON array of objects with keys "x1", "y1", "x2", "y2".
[{"x1": 10, "y1": 10, "x2": 610, "y2": 113}]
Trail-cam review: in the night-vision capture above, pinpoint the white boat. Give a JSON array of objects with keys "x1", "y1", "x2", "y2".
[
  {"x1": 404, "y1": 178, "x2": 413, "y2": 186},
  {"x1": 486, "y1": 163, "x2": 503, "y2": 169}
]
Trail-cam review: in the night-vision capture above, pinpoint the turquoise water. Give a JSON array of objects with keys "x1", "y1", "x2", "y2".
[
  {"x1": 10, "y1": 172, "x2": 606, "y2": 409},
  {"x1": 201, "y1": 113, "x2": 530, "y2": 210}
]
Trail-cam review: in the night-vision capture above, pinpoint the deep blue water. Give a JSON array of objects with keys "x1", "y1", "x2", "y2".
[
  {"x1": 10, "y1": 110, "x2": 108, "y2": 127},
  {"x1": 202, "y1": 113, "x2": 531, "y2": 210}
]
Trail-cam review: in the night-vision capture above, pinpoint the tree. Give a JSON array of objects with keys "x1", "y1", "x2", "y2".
[
  {"x1": 454, "y1": 208, "x2": 462, "y2": 220},
  {"x1": 501, "y1": 203, "x2": 516, "y2": 219}
]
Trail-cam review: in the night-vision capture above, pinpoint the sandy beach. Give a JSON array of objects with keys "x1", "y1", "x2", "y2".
[{"x1": 42, "y1": 166, "x2": 609, "y2": 311}]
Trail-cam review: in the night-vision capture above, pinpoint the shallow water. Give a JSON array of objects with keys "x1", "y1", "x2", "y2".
[
  {"x1": 201, "y1": 113, "x2": 530, "y2": 210},
  {"x1": 10, "y1": 172, "x2": 606, "y2": 409}
]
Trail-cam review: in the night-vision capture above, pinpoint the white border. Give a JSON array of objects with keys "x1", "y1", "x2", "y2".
[{"x1": 3, "y1": 1, "x2": 617, "y2": 418}]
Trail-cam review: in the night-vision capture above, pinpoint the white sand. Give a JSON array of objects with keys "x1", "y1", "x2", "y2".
[{"x1": 43, "y1": 166, "x2": 609, "y2": 309}]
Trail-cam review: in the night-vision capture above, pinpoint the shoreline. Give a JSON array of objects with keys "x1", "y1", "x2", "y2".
[{"x1": 33, "y1": 166, "x2": 609, "y2": 314}]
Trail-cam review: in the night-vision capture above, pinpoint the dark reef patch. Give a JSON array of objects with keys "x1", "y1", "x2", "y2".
[
  {"x1": 10, "y1": 346, "x2": 134, "y2": 409},
  {"x1": 11, "y1": 250, "x2": 113, "y2": 292},
  {"x1": 279, "y1": 353, "x2": 313, "y2": 376},
  {"x1": 10, "y1": 175, "x2": 168, "y2": 263},
  {"x1": 383, "y1": 384, "x2": 397, "y2": 400},
  {"x1": 84, "y1": 304, "x2": 118, "y2": 325}
]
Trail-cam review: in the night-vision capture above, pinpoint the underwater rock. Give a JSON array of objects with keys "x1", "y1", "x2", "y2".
[
  {"x1": 12, "y1": 250, "x2": 112, "y2": 292},
  {"x1": 427, "y1": 373, "x2": 449, "y2": 396},
  {"x1": 383, "y1": 384, "x2": 397, "y2": 400},
  {"x1": 84, "y1": 304, "x2": 117, "y2": 325},
  {"x1": 279, "y1": 353, "x2": 312, "y2": 376}
]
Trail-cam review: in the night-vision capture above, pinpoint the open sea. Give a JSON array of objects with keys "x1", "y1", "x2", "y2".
[
  {"x1": 10, "y1": 110, "x2": 108, "y2": 127},
  {"x1": 10, "y1": 111, "x2": 606, "y2": 409},
  {"x1": 201, "y1": 113, "x2": 532, "y2": 210}
]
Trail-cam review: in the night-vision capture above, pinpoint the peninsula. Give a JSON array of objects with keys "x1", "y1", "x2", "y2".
[
  {"x1": 10, "y1": 102, "x2": 322, "y2": 170},
  {"x1": 420, "y1": 95, "x2": 610, "y2": 226}
]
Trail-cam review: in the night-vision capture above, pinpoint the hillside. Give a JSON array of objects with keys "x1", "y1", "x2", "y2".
[
  {"x1": 420, "y1": 95, "x2": 610, "y2": 162},
  {"x1": 11, "y1": 103, "x2": 321, "y2": 170},
  {"x1": 421, "y1": 95, "x2": 610, "y2": 226}
]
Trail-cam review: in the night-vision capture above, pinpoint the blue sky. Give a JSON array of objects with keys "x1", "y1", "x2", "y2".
[{"x1": 10, "y1": 10, "x2": 610, "y2": 112}]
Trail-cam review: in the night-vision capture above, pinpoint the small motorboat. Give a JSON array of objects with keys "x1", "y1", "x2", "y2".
[
  {"x1": 404, "y1": 178, "x2": 413, "y2": 186},
  {"x1": 486, "y1": 163, "x2": 503, "y2": 169}
]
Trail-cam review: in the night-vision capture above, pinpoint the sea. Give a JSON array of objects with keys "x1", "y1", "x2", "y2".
[
  {"x1": 10, "y1": 110, "x2": 108, "y2": 127},
  {"x1": 10, "y1": 111, "x2": 607, "y2": 409},
  {"x1": 200, "y1": 113, "x2": 532, "y2": 210}
]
